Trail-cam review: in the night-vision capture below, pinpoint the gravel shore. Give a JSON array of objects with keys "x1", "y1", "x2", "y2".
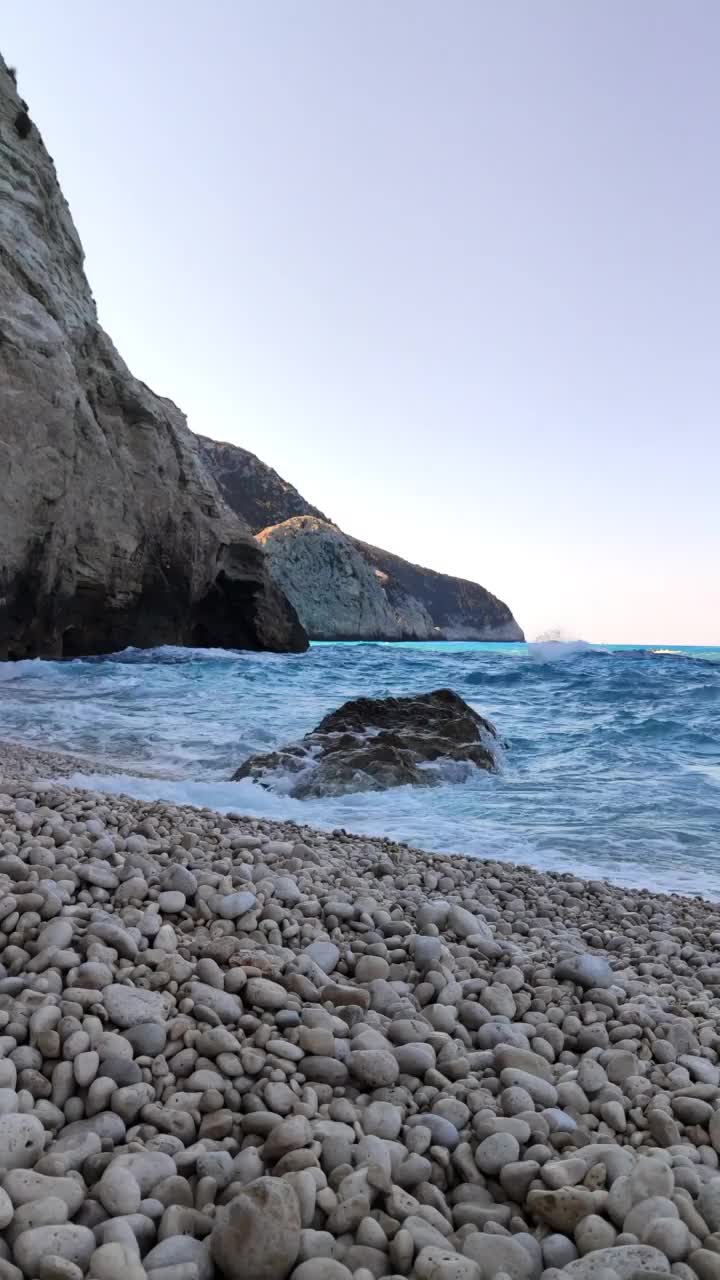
[{"x1": 2, "y1": 740, "x2": 720, "y2": 1280}]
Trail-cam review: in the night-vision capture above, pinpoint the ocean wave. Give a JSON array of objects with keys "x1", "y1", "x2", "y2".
[
  {"x1": 0, "y1": 658, "x2": 65, "y2": 682},
  {"x1": 4, "y1": 638, "x2": 720, "y2": 896},
  {"x1": 527, "y1": 638, "x2": 599, "y2": 662}
]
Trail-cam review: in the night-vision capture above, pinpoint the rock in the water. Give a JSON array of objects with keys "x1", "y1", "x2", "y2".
[
  {"x1": 233, "y1": 689, "x2": 499, "y2": 797},
  {"x1": 211, "y1": 1176, "x2": 301, "y2": 1279}
]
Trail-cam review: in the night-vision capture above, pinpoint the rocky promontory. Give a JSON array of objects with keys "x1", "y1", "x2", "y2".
[
  {"x1": 0, "y1": 60, "x2": 306, "y2": 659},
  {"x1": 255, "y1": 518, "x2": 436, "y2": 641},
  {"x1": 199, "y1": 443, "x2": 524, "y2": 643}
]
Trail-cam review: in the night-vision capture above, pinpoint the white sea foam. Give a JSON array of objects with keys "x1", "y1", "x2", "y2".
[
  {"x1": 0, "y1": 658, "x2": 62, "y2": 682},
  {"x1": 527, "y1": 638, "x2": 595, "y2": 661},
  {"x1": 3, "y1": 640, "x2": 720, "y2": 897}
]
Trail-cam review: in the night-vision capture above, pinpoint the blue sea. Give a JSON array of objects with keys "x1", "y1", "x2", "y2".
[{"x1": 1, "y1": 640, "x2": 719, "y2": 898}]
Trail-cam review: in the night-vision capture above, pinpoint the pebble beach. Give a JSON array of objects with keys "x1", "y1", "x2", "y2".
[{"x1": 2, "y1": 740, "x2": 720, "y2": 1280}]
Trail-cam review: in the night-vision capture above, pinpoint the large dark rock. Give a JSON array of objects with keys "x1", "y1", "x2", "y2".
[
  {"x1": 233, "y1": 688, "x2": 500, "y2": 798},
  {"x1": 0, "y1": 58, "x2": 307, "y2": 660}
]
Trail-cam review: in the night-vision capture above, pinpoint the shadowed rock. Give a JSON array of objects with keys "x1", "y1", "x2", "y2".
[
  {"x1": 0, "y1": 58, "x2": 306, "y2": 659},
  {"x1": 233, "y1": 688, "x2": 500, "y2": 797}
]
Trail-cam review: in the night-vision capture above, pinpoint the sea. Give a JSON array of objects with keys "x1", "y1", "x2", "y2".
[{"x1": 1, "y1": 640, "x2": 719, "y2": 899}]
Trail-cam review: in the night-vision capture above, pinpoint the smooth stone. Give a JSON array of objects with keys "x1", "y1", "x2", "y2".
[
  {"x1": 102, "y1": 985, "x2": 167, "y2": 1029},
  {"x1": 461, "y1": 1233, "x2": 535, "y2": 1280},
  {"x1": 575, "y1": 1214, "x2": 617, "y2": 1255},
  {"x1": 415, "y1": 1248, "x2": 482, "y2": 1280},
  {"x1": 218, "y1": 891, "x2": 257, "y2": 919},
  {"x1": 641, "y1": 1218, "x2": 690, "y2": 1261},
  {"x1": 210, "y1": 1176, "x2": 301, "y2": 1280},
  {"x1": 7, "y1": 1195, "x2": 69, "y2": 1242},
  {"x1": 188, "y1": 984, "x2": 244, "y2": 1024},
  {"x1": 394, "y1": 1043, "x2": 436, "y2": 1076},
  {"x1": 300, "y1": 1057, "x2": 348, "y2": 1087},
  {"x1": 244, "y1": 979, "x2": 288, "y2": 1011},
  {"x1": 263, "y1": 1116, "x2": 313, "y2": 1164},
  {"x1": 98, "y1": 1165, "x2": 142, "y2": 1216},
  {"x1": 302, "y1": 942, "x2": 340, "y2": 974},
  {"x1": 527, "y1": 1187, "x2": 596, "y2": 1232},
  {"x1": 447, "y1": 905, "x2": 492, "y2": 941},
  {"x1": 122, "y1": 1024, "x2": 167, "y2": 1056},
  {"x1": 143, "y1": 1237, "x2": 212, "y2": 1280},
  {"x1": 690, "y1": 1249, "x2": 720, "y2": 1280},
  {"x1": 348, "y1": 1051, "x2": 399, "y2": 1089},
  {"x1": 413, "y1": 937, "x2": 444, "y2": 972},
  {"x1": 0, "y1": 1115, "x2": 44, "y2": 1172},
  {"x1": 362, "y1": 1102, "x2": 403, "y2": 1140},
  {"x1": 3, "y1": 1170, "x2": 85, "y2": 1214},
  {"x1": 290, "y1": 1263, "x2": 352, "y2": 1280},
  {"x1": 13, "y1": 1226, "x2": 96, "y2": 1276},
  {"x1": 475, "y1": 1132, "x2": 520, "y2": 1175},
  {"x1": 562, "y1": 1245, "x2": 670, "y2": 1278},
  {"x1": 554, "y1": 953, "x2": 615, "y2": 989},
  {"x1": 0, "y1": 1187, "x2": 11, "y2": 1229},
  {"x1": 111, "y1": 1152, "x2": 177, "y2": 1196},
  {"x1": 623, "y1": 1197, "x2": 678, "y2": 1238},
  {"x1": 542, "y1": 1235, "x2": 578, "y2": 1269},
  {"x1": 406, "y1": 1114, "x2": 459, "y2": 1149}
]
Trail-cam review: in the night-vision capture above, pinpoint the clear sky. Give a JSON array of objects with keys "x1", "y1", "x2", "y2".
[{"x1": 5, "y1": 2, "x2": 720, "y2": 642}]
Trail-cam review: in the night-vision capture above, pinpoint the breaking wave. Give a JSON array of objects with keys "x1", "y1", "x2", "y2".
[{"x1": 2, "y1": 638, "x2": 720, "y2": 895}]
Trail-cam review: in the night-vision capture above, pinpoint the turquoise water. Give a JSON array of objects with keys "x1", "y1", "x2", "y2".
[{"x1": 1, "y1": 640, "x2": 719, "y2": 897}]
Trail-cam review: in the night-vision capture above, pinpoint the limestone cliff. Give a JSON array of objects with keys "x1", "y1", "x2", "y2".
[
  {"x1": 0, "y1": 59, "x2": 307, "y2": 659},
  {"x1": 355, "y1": 541, "x2": 523, "y2": 641},
  {"x1": 200, "y1": 439, "x2": 524, "y2": 641},
  {"x1": 256, "y1": 517, "x2": 436, "y2": 640},
  {"x1": 197, "y1": 436, "x2": 328, "y2": 534}
]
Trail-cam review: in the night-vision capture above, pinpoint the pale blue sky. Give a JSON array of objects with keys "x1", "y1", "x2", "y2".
[{"x1": 5, "y1": 2, "x2": 719, "y2": 641}]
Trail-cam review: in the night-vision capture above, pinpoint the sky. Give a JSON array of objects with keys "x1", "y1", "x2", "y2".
[{"x1": 4, "y1": 2, "x2": 720, "y2": 642}]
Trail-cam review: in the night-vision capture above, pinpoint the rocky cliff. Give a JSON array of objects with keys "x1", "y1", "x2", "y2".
[
  {"x1": 355, "y1": 540, "x2": 523, "y2": 641},
  {"x1": 197, "y1": 436, "x2": 328, "y2": 534},
  {"x1": 0, "y1": 59, "x2": 307, "y2": 659},
  {"x1": 200, "y1": 439, "x2": 524, "y2": 641},
  {"x1": 256, "y1": 517, "x2": 436, "y2": 640}
]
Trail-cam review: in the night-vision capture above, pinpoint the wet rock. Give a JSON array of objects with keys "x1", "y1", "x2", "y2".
[{"x1": 233, "y1": 690, "x2": 499, "y2": 797}]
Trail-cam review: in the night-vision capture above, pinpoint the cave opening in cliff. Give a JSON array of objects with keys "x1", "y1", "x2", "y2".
[{"x1": 61, "y1": 626, "x2": 85, "y2": 658}]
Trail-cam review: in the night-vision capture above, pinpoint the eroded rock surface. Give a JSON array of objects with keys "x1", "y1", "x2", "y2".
[
  {"x1": 233, "y1": 688, "x2": 499, "y2": 797},
  {"x1": 0, "y1": 59, "x2": 306, "y2": 659},
  {"x1": 256, "y1": 517, "x2": 435, "y2": 640},
  {"x1": 199, "y1": 439, "x2": 524, "y2": 641}
]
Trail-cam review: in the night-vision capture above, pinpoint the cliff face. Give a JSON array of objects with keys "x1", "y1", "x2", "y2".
[
  {"x1": 256, "y1": 517, "x2": 435, "y2": 640},
  {"x1": 355, "y1": 541, "x2": 523, "y2": 641},
  {"x1": 197, "y1": 436, "x2": 328, "y2": 534},
  {"x1": 202, "y1": 438, "x2": 524, "y2": 641},
  {"x1": 0, "y1": 59, "x2": 307, "y2": 659}
]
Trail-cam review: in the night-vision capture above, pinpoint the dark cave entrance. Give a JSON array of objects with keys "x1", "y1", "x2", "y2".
[{"x1": 61, "y1": 627, "x2": 86, "y2": 658}]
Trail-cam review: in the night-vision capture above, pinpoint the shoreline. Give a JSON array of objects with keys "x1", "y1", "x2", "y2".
[
  {"x1": 0, "y1": 736, "x2": 711, "y2": 910},
  {"x1": 3, "y1": 735, "x2": 720, "y2": 1277},
  {"x1": 0, "y1": 742, "x2": 707, "y2": 911}
]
